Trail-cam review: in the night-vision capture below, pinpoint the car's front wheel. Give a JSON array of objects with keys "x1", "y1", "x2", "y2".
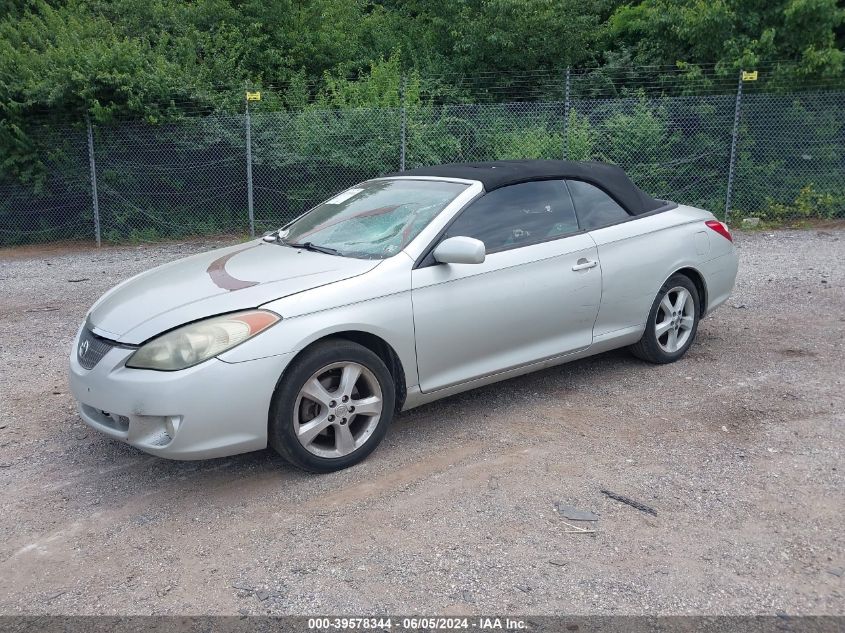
[
  {"x1": 629, "y1": 274, "x2": 701, "y2": 364},
  {"x1": 269, "y1": 339, "x2": 395, "y2": 472}
]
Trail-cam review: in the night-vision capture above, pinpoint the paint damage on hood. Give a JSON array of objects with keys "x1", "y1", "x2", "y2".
[{"x1": 88, "y1": 241, "x2": 380, "y2": 344}]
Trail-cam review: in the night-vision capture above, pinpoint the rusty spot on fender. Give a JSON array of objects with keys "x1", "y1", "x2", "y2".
[{"x1": 206, "y1": 245, "x2": 260, "y2": 291}]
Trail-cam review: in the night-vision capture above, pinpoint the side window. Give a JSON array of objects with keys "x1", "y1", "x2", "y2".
[
  {"x1": 567, "y1": 180, "x2": 630, "y2": 230},
  {"x1": 445, "y1": 180, "x2": 579, "y2": 252}
]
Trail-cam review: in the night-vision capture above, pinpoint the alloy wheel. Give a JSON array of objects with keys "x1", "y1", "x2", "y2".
[
  {"x1": 293, "y1": 361, "x2": 383, "y2": 458},
  {"x1": 655, "y1": 286, "x2": 695, "y2": 353}
]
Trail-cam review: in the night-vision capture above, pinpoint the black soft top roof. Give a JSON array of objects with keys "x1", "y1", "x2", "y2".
[{"x1": 387, "y1": 160, "x2": 663, "y2": 215}]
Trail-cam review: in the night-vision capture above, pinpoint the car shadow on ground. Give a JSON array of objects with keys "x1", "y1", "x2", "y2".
[{"x1": 63, "y1": 347, "x2": 643, "y2": 502}]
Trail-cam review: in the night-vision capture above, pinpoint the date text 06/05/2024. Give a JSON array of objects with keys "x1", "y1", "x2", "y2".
[{"x1": 307, "y1": 617, "x2": 528, "y2": 630}]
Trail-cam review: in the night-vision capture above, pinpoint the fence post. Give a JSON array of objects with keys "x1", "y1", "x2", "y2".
[
  {"x1": 562, "y1": 66, "x2": 571, "y2": 160},
  {"x1": 245, "y1": 98, "x2": 255, "y2": 238},
  {"x1": 725, "y1": 69, "x2": 744, "y2": 223},
  {"x1": 85, "y1": 113, "x2": 101, "y2": 247},
  {"x1": 399, "y1": 75, "x2": 407, "y2": 171}
]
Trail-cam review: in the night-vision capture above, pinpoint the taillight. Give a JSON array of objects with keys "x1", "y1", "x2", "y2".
[{"x1": 705, "y1": 220, "x2": 733, "y2": 242}]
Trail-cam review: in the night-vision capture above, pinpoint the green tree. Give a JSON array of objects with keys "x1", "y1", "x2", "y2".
[{"x1": 608, "y1": 0, "x2": 844, "y2": 79}]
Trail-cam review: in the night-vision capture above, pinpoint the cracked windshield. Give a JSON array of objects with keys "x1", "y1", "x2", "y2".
[{"x1": 281, "y1": 179, "x2": 468, "y2": 259}]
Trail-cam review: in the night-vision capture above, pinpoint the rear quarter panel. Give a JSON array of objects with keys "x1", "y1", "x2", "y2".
[{"x1": 588, "y1": 204, "x2": 726, "y2": 339}]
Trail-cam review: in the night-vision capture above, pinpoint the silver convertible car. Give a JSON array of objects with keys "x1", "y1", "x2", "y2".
[{"x1": 70, "y1": 160, "x2": 738, "y2": 472}]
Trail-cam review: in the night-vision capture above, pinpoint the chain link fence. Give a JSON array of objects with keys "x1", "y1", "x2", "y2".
[
  {"x1": 250, "y1": 107, "x2": 403, "y2": 235},
  {"x1": 1, "y1": 85, "x2": 843, "y2": 246},
  {"x1": 93, "y1": 115, "x2": 248, "y2": 243},
  {"x1": 0, "y1": 122, "x2": 92, "y2": 244}
]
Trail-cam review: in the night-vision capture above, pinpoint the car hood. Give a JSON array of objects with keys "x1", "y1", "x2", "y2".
[{"x1": 88, "y1": 241, "x2": 380, "y2": 344}]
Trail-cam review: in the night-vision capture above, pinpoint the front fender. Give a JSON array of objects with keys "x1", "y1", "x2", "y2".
[{"x1": 217, "y1": 255, "x2": 419, "y2": 388}]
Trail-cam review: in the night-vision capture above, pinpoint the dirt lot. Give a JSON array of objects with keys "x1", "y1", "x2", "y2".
[{"x1": 0, "y1": 230, "x2": 843, "y2": 615}]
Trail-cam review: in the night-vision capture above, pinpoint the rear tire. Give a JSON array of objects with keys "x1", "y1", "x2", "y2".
[
  {"x1": 629, "y1": 274, "x2": 700, "y2": 364},
  {"x1": 269, "y1": 339, "x2": 395, "y2": 473}
]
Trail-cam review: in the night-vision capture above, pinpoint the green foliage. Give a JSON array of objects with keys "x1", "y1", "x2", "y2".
[
  {"x1": 443, "y1": 0, "x2": 608, "y2": 75},
  {"x1": 608, "y1": 0, "x2": 844, "y2": 79},
  {"x1": 318, "y1": 54, "x2": 408, "y2": 108},
  {"x1": 564, "y1": 111, "x2": 596, "y2": 161},
  {"x1": 2, "y1": 0, "x2": 841, "y2": 131},
  {"x1": 1, "y1": 0, "x2": 843, "y2": 243},
  {"x1": 595, "y1": 99, "x2": 678, "y2": 196},
  {"x1": 491, "y1": 125, "x2": 563, "y2": 160},
  {"x1": 762, "y1": 184, "x2": 845, "y2": 221}
]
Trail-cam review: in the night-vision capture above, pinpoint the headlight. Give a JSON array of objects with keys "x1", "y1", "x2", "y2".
[{"x1": 126, "y1": 310, "x2": 280, "y2": 371}]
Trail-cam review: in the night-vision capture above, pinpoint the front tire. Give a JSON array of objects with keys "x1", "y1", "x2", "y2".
[
  {"x1": 269, "y1": 339, "x2": 395, "y2": 473},
  {"x1": 629, "y1": 274, "x2": 700, "y2": 364}
]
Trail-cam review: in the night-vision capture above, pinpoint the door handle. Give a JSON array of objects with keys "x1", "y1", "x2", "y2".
[{"x1": 572, "y1": 258, "x2": 598, "y2": 271}]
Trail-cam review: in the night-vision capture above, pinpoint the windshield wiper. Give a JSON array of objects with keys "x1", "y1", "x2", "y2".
[{"x1": 283, "y1": 241, "x2": 340, "y2": 256}]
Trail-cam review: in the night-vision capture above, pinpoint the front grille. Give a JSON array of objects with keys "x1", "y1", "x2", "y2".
[{"x1": 77, "y1": 328, "x2": 117, "y2": 370}]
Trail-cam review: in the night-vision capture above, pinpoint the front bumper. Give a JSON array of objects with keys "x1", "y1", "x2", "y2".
[{"x1": 68, "y1": 329, "x2": 295, "y2": 460}]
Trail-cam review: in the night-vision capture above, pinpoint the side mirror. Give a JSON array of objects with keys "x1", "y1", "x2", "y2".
[{"x1": 433, "y1": 236, "x2": 486, "y2": 265}]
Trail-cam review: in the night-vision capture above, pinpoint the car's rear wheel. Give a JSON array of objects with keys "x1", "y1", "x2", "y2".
[
  {"x1": 269, "y1": 339, "x2": 395, "y2": 472},
  {"x1": 629, "y1": 274, "x2": 700, "y2": 364}
]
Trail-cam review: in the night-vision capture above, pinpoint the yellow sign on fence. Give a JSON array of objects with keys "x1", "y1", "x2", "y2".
[
  {"x1": 741, "y1": 71, "x2": 758, "y2": 81},
  {"x1": 246, "y1": 91, "x2": 261, "y2": 101}
]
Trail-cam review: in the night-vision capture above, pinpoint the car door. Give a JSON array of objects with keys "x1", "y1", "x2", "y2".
[
  {"x1": 566, "y1": 179, "x2": 667, "y2": 339},
  {"x1": 411, "y1": 179, "x2": 602, "y2": 393}
]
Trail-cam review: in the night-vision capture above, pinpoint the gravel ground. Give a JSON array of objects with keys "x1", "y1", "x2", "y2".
[{"x1": 0, "y1": 230, "x2": 843, "y2": 616}]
